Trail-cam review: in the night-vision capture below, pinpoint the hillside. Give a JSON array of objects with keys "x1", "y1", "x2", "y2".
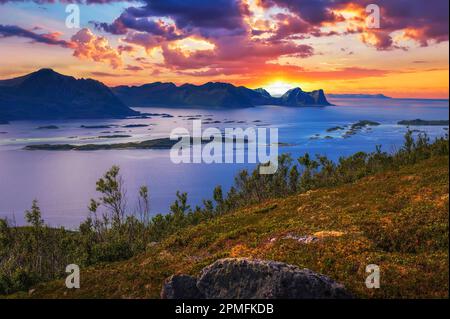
[
  {"x1": 16, "y1": 155, "x2": 448, "y2": 299},
  {"x1": 112, "y1": 82, "x2": 332, "y2": 108},
  {"x1": 0, "y1": 69, "x2": 137, "y2": 121}
]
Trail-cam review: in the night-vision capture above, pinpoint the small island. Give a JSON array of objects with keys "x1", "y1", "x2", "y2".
[
  {"x1": 122, "y1": 124, "x2": 149, "y2": 128},
  {"x1": 398, "y1": 119, "x2": 449, "y2": 126},
  {"x1": 343, "y1": 120, "x2": 380, "y2": 138},
  {"x1": 24, "y1": 138, "x2": 182, "y2": 151},
  {"x1": 36, "y1": 125, "x2": 59, "y2": 130},
  {"x1": 81, "y1": 125, "x2": 117, "y2": 129},
  {"x1": 97, "y1": 135, "x2": 132, "y2": 139},
  {"x1": 326, "y1": 126, "x2": 345, "y2": 132}
]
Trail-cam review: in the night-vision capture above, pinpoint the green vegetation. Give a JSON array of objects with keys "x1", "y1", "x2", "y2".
[
  {"x1": 1, "y1": 131, "x2": 448, "y2": 298},
  {"x1": 398, "y1": 119, "x2": 449, "y2": 126}
]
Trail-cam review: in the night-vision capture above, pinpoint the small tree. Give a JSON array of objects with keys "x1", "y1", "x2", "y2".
[
  {"x1": 90, "y1": 165, "x2": 127, "y2": 229},
  {"x1": 24, "y1": 200, "x2": 45, "y2": 276},
  {"x1": 25, "y1": 199, "x2": 44, "y2": 229},
  {"x1": 213, "y1": 186, "x2": 224, "y2": 214},
  {"x1": 138, "y1": 185, "x2": 150, "y2": 225},
  {"x1": 170, "y1": 191, "x2": 190, "y2": 227},
  {"x1": 289, "y1": 165, "x2": 299, "y2": 193}
]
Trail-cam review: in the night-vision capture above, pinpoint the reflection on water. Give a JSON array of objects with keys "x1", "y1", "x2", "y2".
[{"x1": 0, "y1": 98, "x2": 448, "y2": 227}]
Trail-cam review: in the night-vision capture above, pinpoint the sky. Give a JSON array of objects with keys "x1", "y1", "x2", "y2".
[{"x1": 0, "y1": 0, "x2": 448, "y2": 98}]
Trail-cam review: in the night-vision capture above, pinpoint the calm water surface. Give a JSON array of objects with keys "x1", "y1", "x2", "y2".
[{"x1": 0, "y1": 98, "x2": 448, "y2": 227}]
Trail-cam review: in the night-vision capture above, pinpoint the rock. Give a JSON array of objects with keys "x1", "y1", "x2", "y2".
[
  {"x1": 161, "y1": 258, "x2": 352, "y2": 299},
  {"x1": 283, "y1": 233, "x2": 319, "y2": 244},
  {"x1": 161, "y1": 275, "x2": 204, "y2": 299}
]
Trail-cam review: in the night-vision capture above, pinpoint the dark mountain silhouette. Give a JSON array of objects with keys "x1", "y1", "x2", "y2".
[
  {"x1": 112, "y1": 82, "x2": 332, "y2": 108},
  {"x1": 0, "y1": 69, "x2": 138, "y2": 121}
]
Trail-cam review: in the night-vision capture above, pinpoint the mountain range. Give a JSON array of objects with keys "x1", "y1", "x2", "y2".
[
  {"x1": 0, "y1": 69, "x2": 331, "y2": 121},
  {"x1": 113, "y1": 82, "x2": 332, "y2": 108}
]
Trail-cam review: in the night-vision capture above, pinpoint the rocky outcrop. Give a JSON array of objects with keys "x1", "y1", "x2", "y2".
[
  {"x1": 161, "y1": 258, "x2": 351, "y2": 299},
  {"x1": 280, "y1": 88, "x2": 332, "y2": 106}
]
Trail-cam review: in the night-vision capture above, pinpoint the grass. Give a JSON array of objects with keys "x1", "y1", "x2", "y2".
[{"x1": 6, "y1": 155, "x2": 449, "y2": 299}]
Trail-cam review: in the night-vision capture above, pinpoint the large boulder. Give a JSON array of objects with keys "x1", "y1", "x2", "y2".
[
  {"x1": 161, "y1": 258, "x2": 351, "y2": 299},
  {"x1": 160, "y1": 274, "x2": 204, "y2": 299}
]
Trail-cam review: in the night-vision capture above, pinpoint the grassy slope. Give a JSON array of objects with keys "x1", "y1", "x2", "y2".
[{"x1": 13, "y1": 156, "x2": 449, "y2": 299}]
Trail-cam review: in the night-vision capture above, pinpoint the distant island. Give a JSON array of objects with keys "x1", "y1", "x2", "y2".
[
  {"x1": 113, "y1": 83, "x2": 332, "y2": 108},
  {"x1": 24, "y1": 137, "x2": 180, "y2": 151},
  {"x1": 398, "y1": 119, "x2": 449, "y2": 126},
  {"x1": 24, "y1": 135, "x2": 250, "y2": 151},
  {"x1": 328, "y1": 93, "x2": 391, "y2": 99},
  {"x1": 0, "y1": 69, "x2": 137, "y2": 122}
]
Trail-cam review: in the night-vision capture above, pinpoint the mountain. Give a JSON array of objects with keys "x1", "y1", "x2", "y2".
[
  {"x1": 112, "y1": 82, "x2": 331, "y2": 108},
  {"x1": 113, "y1": 82, "x2": 260, "y2": 108},
  {"x1": 0, "y1": 69, "x2": 138, "y2": 121},
  {"x1": 327, "y1": 93, "x2": 392, "y2": 99}
]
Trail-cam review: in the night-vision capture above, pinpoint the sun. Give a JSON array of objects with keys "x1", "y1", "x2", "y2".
[{"x1": 263, "y1": 80, "x2": 295, "y2": 97}]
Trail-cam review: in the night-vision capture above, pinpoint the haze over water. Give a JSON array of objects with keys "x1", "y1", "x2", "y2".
[{"x1": 0, "y1": 97, "x2": 448, "y2": 228}]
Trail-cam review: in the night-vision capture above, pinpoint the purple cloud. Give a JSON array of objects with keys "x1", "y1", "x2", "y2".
[{"x1": 0, "y1": 24, "x2": 71, "y2": 47}]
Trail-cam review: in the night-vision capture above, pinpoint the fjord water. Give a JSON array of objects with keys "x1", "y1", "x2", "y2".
[{"x1": 0, "y1": 98, "x2": 448, "y2": 228}]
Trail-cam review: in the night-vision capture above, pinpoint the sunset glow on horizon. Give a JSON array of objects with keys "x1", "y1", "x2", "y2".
[{"x1": 0, "y1": 0, "x2": 448, "y2": 98}]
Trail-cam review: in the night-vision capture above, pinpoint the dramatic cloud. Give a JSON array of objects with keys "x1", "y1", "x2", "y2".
[
  {"x1": 71, "y1": 28, "x2": 122, "y2": 68},
  {"x1": 85, "y1": 0, "x2": 448, "y2": 78},
  {"x1": 262, "y1": 0, "x2": 449, "y2": 50},
  {"x1": 0, "y1": 24, "x2": 71, "y2": 47},
  {"x1": 0, "y1": 24, "x2": 125, "y2": 68},
  {"x1": 1, "y1": 0, "x2": 448, "y2": 86},
  {"x1": 133, "y1": 0, "x2": 247, "y2": 34}
]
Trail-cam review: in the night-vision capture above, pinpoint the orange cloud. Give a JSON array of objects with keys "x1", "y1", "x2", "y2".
[{"x1": 71, "y1": 28, "x2": 122, "y2": 69}]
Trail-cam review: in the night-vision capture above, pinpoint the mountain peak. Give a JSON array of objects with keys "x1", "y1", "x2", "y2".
[
  {"x1": 286, "y1": 87, "x2": 303, "y2": 94},
  {"x1": 35, "y1": 68, "x2": 57, "y2": 74},
  {"x1": 254, "y1": 88, "x2": 272, "y2": 98}
]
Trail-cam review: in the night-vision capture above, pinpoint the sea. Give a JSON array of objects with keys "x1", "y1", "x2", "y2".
[{"x1": 0, "y1": 97, "x2": 448, "y2": 228}]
